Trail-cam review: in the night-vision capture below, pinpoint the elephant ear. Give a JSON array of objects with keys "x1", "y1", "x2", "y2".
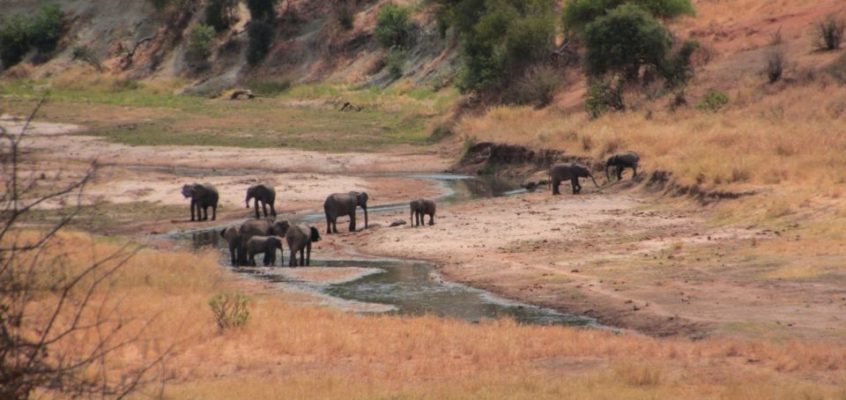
[
  {"x1": 358, "y1": 192, "x2": 369, "y2": 204},
  {"x1": 309, "y1": 226, "x2": 321, "y2": 242}
]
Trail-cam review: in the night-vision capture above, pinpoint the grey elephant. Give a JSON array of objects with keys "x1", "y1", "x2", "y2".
[
  {"x1": 245, "y1": 236, "x2": 285, "y2": 266},
  {"x1": 234, "y1": 219, "x2": 290, "y2": 265},
  {"x1": 182, "y1": 183, "x2": 219, "y2": 221},
  {"x1": 548, "y1": 163, "x2": 599, "y2": 195},
  {"x1": 605, "y1": 151, "x2": 640, "y2": 181},
  {"x1": 245, "y1": 184, "x2": 277, "y2": 219},
  {"x1": 410, "y1": 199, "x2": 436, "y2": 226},
  {"x1": 323, "y1": 191, "x2": 369, "y2": 234},
  {"x1": 285, "y1": 224, "x2": 321, "y2": 267},
  {"x1": 219, "y1": 226, "x2": 241, "y2": 265}
]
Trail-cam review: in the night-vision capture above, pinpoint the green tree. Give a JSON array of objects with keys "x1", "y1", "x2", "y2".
[
  {"x1": 206, "y1": 0, "x2": 238, "y2": 32},
  {"x1": 457, "y1": 0, "x2": 556, "y2": 94},
  {"x1": 186, "y1": 24, "x2": 215, "y2": 70},
  {"x1": 27, "y1": 4, "x2": 63, "y2": 54},
  {"x1": 375, "y1": 4, "x2": 412, "y2": 49},
  {"x1": 583, "y1": 4, "x2": 672, "y2": 81},
  {"x1": 0, "y1": 16, "x2": 30, "y2": 69},
  {"x1": 246, "y1": 0, "x2": 278, "y2": 22},
  {"x1": 562, "y1": 0, "x2": 693, "y2": 34},
  {"x1": 247, "y1": 20, "x2": 274, "y2": 65}
]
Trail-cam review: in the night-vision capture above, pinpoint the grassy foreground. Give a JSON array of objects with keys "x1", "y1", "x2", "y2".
[{"x1": 24, "y1": 232, "x2": 846, "y2": 399}]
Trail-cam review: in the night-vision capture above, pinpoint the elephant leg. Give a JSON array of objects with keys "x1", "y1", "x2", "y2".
[
  {"x1": 306, "y1": 243, "x2": 311, "y2": 266},
  {"x1": 270, "y1": 203, "x2": 277, "y2": 217},
  {"x1": 201, "y1": 206, "x2": 207, "y2": 221},
  {"x1": 617, "y1": 166, "x2": 624, "y2": 180},
  {"x1": 552, "y1": 179, "x2": 561, "y2": 195},
  {"x1": 299, "y1": 248, "x2": 305, "y2": 266},
  {"x1": 349, "y1": 214, "x2": 356, "y2": 232},
  {"x1": 571, "y1": 177, "x2": 581, "y2": 194},
  {"x1": 632, "y1": 166, "x2": 638, "y2": 179},
  {"x1": 229, "y1": 247, "x2": 237, "y2": 265},
  {"x1": 262, "y1": 202, "x2": 269, "y2": 217},
  {"x1": 289, "y1": 249, "x2": 295, "y2": 267},
  {"x1": 326, "y1": 216, "x2": 332, "y2": 234},
  {"x1": 428, "y1": 213, "x2": 434, "y2": 226},
  {"x1": 211, "y1": 205, "x2": 216, "y2": 221},
  {"x1": 254, "y1": 202, "x2": 260, "y2": 219},
  {"x1": 189, "y1": 200, "x2": 196, "y2": 221}
]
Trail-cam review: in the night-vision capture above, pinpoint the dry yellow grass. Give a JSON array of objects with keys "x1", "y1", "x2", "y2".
[{"x1": 13, "y1": 232, "x2": 846, "y2": 399}]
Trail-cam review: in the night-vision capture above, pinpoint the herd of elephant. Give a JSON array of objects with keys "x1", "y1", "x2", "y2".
[
  {"x1": 178, "y1": 151, "x2": 638, "y2": 267},
  {"x1": 179, "y1": 183, "x2": 437, "y2": 267}
]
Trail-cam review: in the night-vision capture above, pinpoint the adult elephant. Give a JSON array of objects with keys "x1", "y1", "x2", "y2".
[
  {"x1": 323, "y1": 191, "x2": 368, "y2": 234},
  {"x1": 605, "y1": 151, "x2": 640, "y2": 181},
  {"x1": 245, "y1": 184, "x2": 277, "y2": 219},
  {"x1": 410, "y1": 199, "x2": 436, "y2": 227},
  {"x1": 245, "y1": 236, "x2": 285, "y2": 266},
  {"x1": 285, "y1": 224, "x2": 321, "y2": 267},
  {"x1": 548, "y1": 163, "x2": 599, "y2": 195},
  {"x1": 234, "y1": 219, "x2": 289, "y2": 265},
  {"x1": 182, "y1": 183, "x2": 219, "y2": 221}
]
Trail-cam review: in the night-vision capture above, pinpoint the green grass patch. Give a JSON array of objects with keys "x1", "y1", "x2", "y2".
[{"x1": 1, "y1": 80, "x2": 458, "y2": 152}]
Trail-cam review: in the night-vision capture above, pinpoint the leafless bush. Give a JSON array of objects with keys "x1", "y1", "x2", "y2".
[
  {"x1": 0, "y1": 98, "x2": 171, "y2": 399},
  {"x1": 814, "y1": 16, "x2": 845, "y2": 51},
  {"x1": 765, "y1": 47, "x2": 786, "y2": 83}
]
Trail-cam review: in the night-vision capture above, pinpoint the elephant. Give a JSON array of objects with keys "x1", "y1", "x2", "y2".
[
  {"x1": 285, "y1": 224, "x2": 321, "y2": 267},
  {"x1": 548, "y1": 163, "x2": 599, "y2": 195},
  {"x1": 219, "y1": 226, "x2": 241, "y2": 265},
  {"x1": 245, "y1": 235, "x2": 285, "y2": 266},
  {"x1": 235, "y1": 219, "x2": 290, "y2": 265},
  {"x1": 410, "y1": 199, "x2": 436, "y2": 226},
  {"x1": 605, "y1": 151, "x2": 640, "y2": 181},
  {"x1": 245, "y1": 184, "x2": 277, "y2": 219},
  {"x1": 323, "y1": 191, "x2": 369, "y2": 234},
  {"x1": 181, "y1": 183, "x2": 219, "y2": 221}
]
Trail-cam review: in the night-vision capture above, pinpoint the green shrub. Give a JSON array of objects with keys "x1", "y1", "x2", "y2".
[
  {"x1": 562, "y1": 0, "x2": 694, "y2": 34},
  {"x1": 0, "y1": 16, "x2": 30, "y2": 69},
  {"x1": 246, "y1": 0, "x2": 278, "y2": 21},
  {"x1": 206, "y1": 0, "x2": 238, "y2": 32},
  {"x1": 375, "y1": 4, "x2": 412, "y2": 49},
  {"x1": 149, "y1": 0, "x2": 171, "y2": 11},
  {"x1": 660, "y1": 39, "x2": 698, "y2": 89},
  {"x1": 336, "y1": 4, "x2": 355, "y2": 31},
  {"x1": 765, "y1": 46, "x2": 786, "y2": 84},
  {"x1": 696, "y1": 89, "x2": 729, "y2": 112},
  {"x1": 208, "y1": 293, "x2": 251, "y2": 331},
  {"x1": 814, "y1": 16, "x2": 845, "y2": 51},
  {"x1": 585, "y1": 80, "x2": 624, "y2": 118},
  {"x1": 186, "y1": 24, "x2": 215, "y2": 70},
  {"x1": 71, "y1": 45, "x2": 102, "y2": 71},
  {"x1": 385, "y1": 48, "x2": 406, "y2": 78},
  {"x1": 247, "y1": 20, "x2": 274, "y2": 65},
  {"x1": 27, "y1": 4, "x2": 63, "y2": 54},
  {"x1": 583, "y1": 4, "x2": 672, "y2": 81}
]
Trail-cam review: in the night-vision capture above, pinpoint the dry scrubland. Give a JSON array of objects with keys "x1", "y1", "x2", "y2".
[{"x1": 18, "y1": 233, "x2": 846, "y2": 399}]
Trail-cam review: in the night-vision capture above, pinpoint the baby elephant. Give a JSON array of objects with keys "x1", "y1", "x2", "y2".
[
  {"x1": 245, "y1": 236, "x2": 285, "y2": 266},
  {"x1": 605, "y1": 151, "x2": 640, "y2": 181},
  {"x1": 410, "y1": 199, "x2": 436, "y2": 226},
  {"x1": 286, "y1": 224, "x2": 321, "y2": 267},
  {"x1": 548, "y1": 163, "x2": 599, "y2": 195}
]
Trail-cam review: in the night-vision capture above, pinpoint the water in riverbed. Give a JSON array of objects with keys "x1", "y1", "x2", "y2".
[{"x1": 170, "y1": 174, "x2": 596, "y2": 327}]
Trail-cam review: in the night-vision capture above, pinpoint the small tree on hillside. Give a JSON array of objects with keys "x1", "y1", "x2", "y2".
[
  {"x1": 247, "y1": 20, "x2": 274, "y2": 65},
  {"x1": 186, "y1": 24, "x2": 215, "y2": 71},
  {"x1": 375, "y1": 4, "x2": 412, "y2": 49},
  {"x1": 583, "y1": 4, "x2": 672, "y2": 81},
  {"x1": 0, "y1": 16, "x2": 30, "y2": 69},
  {"x1": 26, "y1": 4, "x2": 64, "y2": 56}
]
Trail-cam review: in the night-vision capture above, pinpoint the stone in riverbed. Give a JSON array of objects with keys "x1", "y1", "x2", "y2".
[{"x1": 390, "y1": 220, "x2": 407, "y2": 227}]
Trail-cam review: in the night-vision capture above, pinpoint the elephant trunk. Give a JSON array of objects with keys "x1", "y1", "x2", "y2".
[
  {"x1": 363, "y1": 206, "x2": 368, "y2": 228},
  {"x1": 589, "y1": 173, "x2": 600, "y2": 188}
]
